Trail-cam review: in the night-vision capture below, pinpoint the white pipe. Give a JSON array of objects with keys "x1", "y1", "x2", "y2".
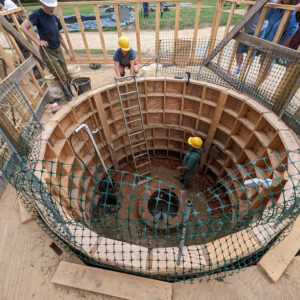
[
  {"x1": 244, "y1": 178, "x2": 272, "y2": 189},
  {"x1": 74, "y1": 124, "x2": 111, "y2": 183}
]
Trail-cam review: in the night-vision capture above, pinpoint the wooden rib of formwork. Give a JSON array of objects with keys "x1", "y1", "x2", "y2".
[
  {"x1": 40, "y1": 78, "x2": 298, "y2": 181},
  {"x1": 36, "y1": 78, "x2": 300, "y2": 276}
]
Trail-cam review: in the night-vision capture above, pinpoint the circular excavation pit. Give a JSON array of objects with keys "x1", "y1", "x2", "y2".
[{"x1": 39, "y1": 78, "x2": 300, "y2": 279}]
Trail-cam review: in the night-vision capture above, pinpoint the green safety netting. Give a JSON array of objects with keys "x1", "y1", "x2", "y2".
[
  {"x1": 0, "y1": 137, "x2": 299, "y2": 282},
  {"x1": 0, "y1": 48, "x2": 300, "y2": 282}
]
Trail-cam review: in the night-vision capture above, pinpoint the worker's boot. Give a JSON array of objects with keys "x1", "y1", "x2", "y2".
[
  {"x1": 173, "y1": 175, "x2": 184, "y2": 183},
  {"x1": 67, "y1": 80, "x2": 74, "y2": 97},
  {"x1": 61, "y1": 83, "x2": 73, "y2": 102}
]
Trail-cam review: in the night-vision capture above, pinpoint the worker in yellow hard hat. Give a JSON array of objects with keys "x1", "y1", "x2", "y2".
[
  {"x1": 174, "y1": 133, "x2": 203, "y2": 189},
  {"x1": 113, "y1": 36, "x2": 139, "y2": 81}
]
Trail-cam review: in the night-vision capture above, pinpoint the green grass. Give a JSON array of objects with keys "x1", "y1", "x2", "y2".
[
  {"x1": 22, "y1": 3, "x2": 243, "y2": 31},
  {"x1": 74, "y1": 49, "x2": 115, "y2": 55},
  {"x1": 139, "y1": 8, "x2": 242, "y2": 30}
]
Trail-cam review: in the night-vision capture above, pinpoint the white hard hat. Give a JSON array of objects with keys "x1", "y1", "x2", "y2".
[{"x1": 39, "y1": 0, "x2": 57, "y2": 7}]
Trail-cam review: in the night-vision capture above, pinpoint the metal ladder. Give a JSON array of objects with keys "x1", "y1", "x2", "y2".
[{"x1": 114, "y1": 74, "x2": 151, "y2": 177}]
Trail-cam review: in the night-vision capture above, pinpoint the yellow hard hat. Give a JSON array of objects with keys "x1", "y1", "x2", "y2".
[
  {"x1": 188, "y1": 137, "x2": 203, "y2": 148},
  {"x1": 118, "y1": 36, "x2": 130, "y2": 51}
]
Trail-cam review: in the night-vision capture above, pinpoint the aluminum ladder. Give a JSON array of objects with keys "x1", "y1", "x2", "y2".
[{"x1": 114, "y1": 74, "x2": 151, "y2": 177}]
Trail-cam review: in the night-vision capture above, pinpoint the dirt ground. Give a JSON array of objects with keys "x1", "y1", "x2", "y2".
[
  {"x1": 0, "y1": 26, "x2": 231, "y2": 51},
  {"x1": 88, "y1": 163, "x2": 215, "y2": 249},
  {"x1": 1, "y1": 64, "x2": 300, "y2": 299}
]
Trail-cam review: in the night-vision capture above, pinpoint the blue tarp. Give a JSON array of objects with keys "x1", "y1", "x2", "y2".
[{"x1": 63, "y1": 12, "x2": 135, "y2": 32}]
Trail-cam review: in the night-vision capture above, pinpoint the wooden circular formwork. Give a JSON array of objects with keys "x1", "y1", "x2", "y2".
[{"x1": 36, "y1": 77, "x2": 300, "y2": 278}]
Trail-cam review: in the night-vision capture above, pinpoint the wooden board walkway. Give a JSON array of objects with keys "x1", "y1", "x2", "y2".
[
  {"x1": 258, "y1": 215, "x2": 300, "y2": 282},
  {"x1": 52, "y1": 261, "x2": 172, "y2": 300}
]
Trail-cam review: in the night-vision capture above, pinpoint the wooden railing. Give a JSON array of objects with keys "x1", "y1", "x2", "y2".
[
  {"x1": 0, "y1": 7, "x2": 47, "y2": 109},
  {"x1": 0, "y1": 1, "x2": 299, "y2": 110}
]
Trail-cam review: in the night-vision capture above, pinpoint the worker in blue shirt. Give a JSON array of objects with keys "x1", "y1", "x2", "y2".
[
  {"x1": 21, "y1": 0, "x2": 74, "y2": 102},
  {"x1": 113, "y1": 36, "x2": 139, "y2": 82},
  {"x1": 258, "y1": 0, "x2": 298, "y2": 84}
]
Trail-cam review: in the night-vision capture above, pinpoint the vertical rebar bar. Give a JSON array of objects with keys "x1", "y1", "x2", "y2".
[
  {"x1": 156, "y1": 39, "x2": 161, "y2": 77},
  {"x1": 177, "y1": 199, "x2": 193, "y2": 265}
]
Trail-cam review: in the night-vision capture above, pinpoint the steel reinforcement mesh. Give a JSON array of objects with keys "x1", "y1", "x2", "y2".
[{"x1": 156, "y1": 38, "x2": 300, "y2": 135}]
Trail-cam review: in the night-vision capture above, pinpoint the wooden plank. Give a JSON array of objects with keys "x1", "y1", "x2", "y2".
[
  {"x1": 10, "y1": 13, "x2": 46, "y2": 79},
  {"x1": 93, "y1": 93, "x2": 118, "y2": 168},
  {"x1": 51, "y1": 261, "x2": 172, "y2": 300},
  {"x1": 5, "y1": 32, "x2": 43, "y2": 96},
  {"x1": 173, "y1": 1, "x2": 181, "y2": 63},
  {"x1": 0, "y1": 15, "x2": 44, "y2": 64},
  {"x1": 239, "y1": 6, "x2": 268, "y2": 80},
  {"x1": 134, "y1": 3, "x2": 142, "y2": 63},
  {"x1": 18, "y1": 198, "x2": 34, "y2": 224},
  {"x1": 114, "y1": 4, "x2": 121, "y2": 38},
  {"x1": 74, "y1": 5, "x2": 92, "y2": 63},
  {"x1": 0, "y1": 7, "x2": 23, "y2": 16},
  {"x1": 208, "y1": 61, "x2": 243, "y2": 89},
  {"x1": 203, "y1": 0, "x2": 269, "y2": 65},
  {"x1": 199, "y1": 91, "x2": 228, "y2": 170},
  {"x1": 93, "y1": 4, "x2": 108, "y2": 61},
  {"x1": 57, "y1": 6, "x2": 77, "y2": 63},
  {"x1": 235, "y1": 32, "x2": 300, "y2": 61},
  {"x1": 207, "y1": 0, "x2": 225, "y2": 55},
  {"x1": 190, "y1": 0, "x2": 203, "y2": 61},
  {"x1": 0, "y1": 43, "x2": 15, "y2": 70},
  {"x1": 0, "y1": 55, "x2": 37, "y2": 85},
  {"x1": 258, "y1": 215, "x2": 300, "y2": 282},
  {"x1": 217, "y1": 2, "x2": 237, "y2": 66},
  {"x1": 230, "y1": 0, "x2": 297, "y2": 10}
]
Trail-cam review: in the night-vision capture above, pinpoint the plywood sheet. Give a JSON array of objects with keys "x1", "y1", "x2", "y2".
[
  {"x1": 51, "y1": 261, "x2": 172, "y2": 300},
  {"x1": 258, "y1": 215, "x2": 300, "y2": 282}
]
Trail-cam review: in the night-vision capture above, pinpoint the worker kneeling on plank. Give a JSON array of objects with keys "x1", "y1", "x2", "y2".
[
  {"x1": 174, "y1": 135, "x2": 203, "y2": 189},
  {"x1": 113, "y1": 36, "x2": 139, "y2": 82},
  {"x1": 21, "y1": 0, "x2": 74, "y2": 102}
]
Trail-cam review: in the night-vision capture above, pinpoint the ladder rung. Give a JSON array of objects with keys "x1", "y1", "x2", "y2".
[
  {"x1": 120, "y1": 91, "x2": 136, "y2": 96},
  {"x1": 136, "y1": 161, "x2": 150, "y2": 168},
  {"x1": 130, "y1": 130, "x2": 143, "y2": 137},
  {"x1": 127, "y1": 118, "x2": 141, "y2": 124},
  {"x1": 134, "y1": 152, "x2": 148, "y2": 159},
  {"x1": 132, "y1": 141, "x2": 146, "y2": 148},
  {"x1": 115, "y1": 75, "x2": 135, "y2": 81},
  {"x1": 123, "y1": 105, "x2": 139, "y2": 111}
]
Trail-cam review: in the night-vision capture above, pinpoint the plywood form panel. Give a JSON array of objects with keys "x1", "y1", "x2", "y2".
[
  {"x1": 166, "y1": 81, "x2": 184, "y2": 94},
  {"x1": 225, "y1": 95, "x2": 244, "y2": 117},
  {"x1": 183, "y1": 98, "x2": 200, "y2": 114},
  {"x1": 165, "y1": 96, "x2": 181, "y2": 111}
]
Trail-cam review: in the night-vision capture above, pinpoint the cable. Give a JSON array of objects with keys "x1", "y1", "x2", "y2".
[{"x1": 69, "y1": 132, "x2": 94, "y2": 178}]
